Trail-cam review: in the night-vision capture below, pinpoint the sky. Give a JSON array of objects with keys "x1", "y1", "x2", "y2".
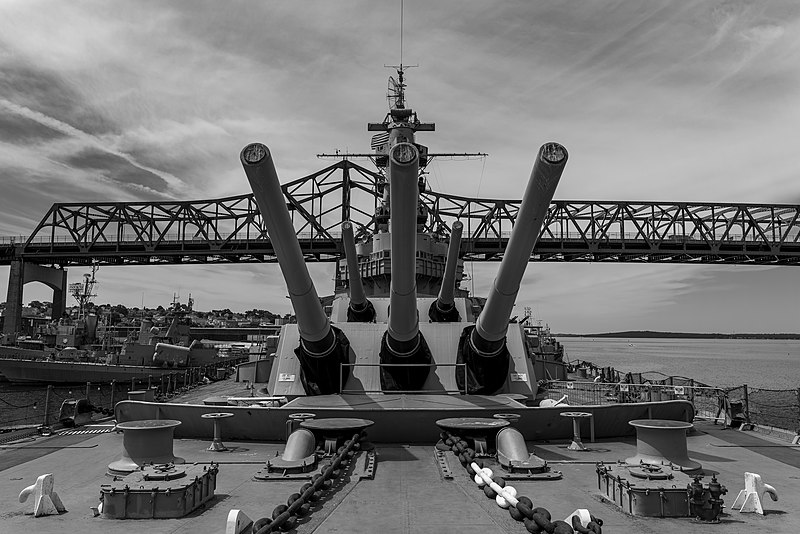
[{"x1": 1, "y1": 0, "x2": 799, "y2": 334}]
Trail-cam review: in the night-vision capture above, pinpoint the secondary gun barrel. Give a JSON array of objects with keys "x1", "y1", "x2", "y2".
[
  {"x1": 386, "y1": 142, "x2": 421, "y2": 351},
  {"x1": 472, "y1": 142, "x2": 568, "y2": 355},
  {"x1": 241, "y1": 143, "x2": 347, "y2": 395},
  {"x1": 342, "y1": 221, "x2": 376, "y2": 322},
  {"x1": 429, "y1": 221, "x2": 463, "y2": 322}
]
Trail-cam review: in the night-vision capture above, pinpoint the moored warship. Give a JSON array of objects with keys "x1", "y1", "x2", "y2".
[
  {"x1": 0, "y1": 66, "x2": 795, "y2": 534},
  {"x1": 0, "y1": 313, "x2": 240, "y2": 384}
]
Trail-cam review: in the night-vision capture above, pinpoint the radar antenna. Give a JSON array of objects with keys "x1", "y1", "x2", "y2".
[{"x1": 384, "y1": 0, "x2": 416, "y2": 110}]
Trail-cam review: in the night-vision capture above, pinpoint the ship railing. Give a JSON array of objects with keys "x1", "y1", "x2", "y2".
[
  {"x1": 339, "y1": 362, "x2": 469, "y2": 394},
  {"x1": 541, "y1": 379, "x2": 726, "y2": 420},
  {"x1": 0, "y1": 360, "x2": 243, "y2": 438}
]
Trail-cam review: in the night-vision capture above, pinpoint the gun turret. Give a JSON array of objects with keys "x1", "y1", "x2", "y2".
[
  {"x1": 342, "y1": 221, "x2": 376, "y2": 322},
  {"x1": 380, "y1": 142, "x2": 432, "y2": 390},
  {"x1": 458, "y1": 142, "x2": 568, "y2": 394},
  {"x1": 429, "y1": 221, "x2": 463, "y2": 322},
  {"x1": 241, "y1": 143, "x2": 350, "y2": 395}
]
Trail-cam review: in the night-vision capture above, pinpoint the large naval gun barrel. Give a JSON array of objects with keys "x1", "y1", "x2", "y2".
[
  {"x1": 458, "y1": 142, "x2": 568, "y2": 394},
  {"x1": 429, "y1": 221, "x2": 463, "y2": 322},
  {"x1": 342, "y1": 221, "x2": 376, "y2": 322},
  {"x1": 380, "y1": 142, "x2": 432, "y2": 390},
  {"x1": 241, "y1": 143, "x2": 349, "y2": 395}
]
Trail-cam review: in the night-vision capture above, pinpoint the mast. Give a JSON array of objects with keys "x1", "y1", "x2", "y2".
[{"x1": 69, "y1": 261, "x2": 98, "y2": 320}]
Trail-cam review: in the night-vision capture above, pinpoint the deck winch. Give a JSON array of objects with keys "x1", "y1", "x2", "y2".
[
  {"x1": 596, "y1": 463, "x2": 727, "y2": 520},
  {"x1": 99, "y1": 463, "x2": 218, "y2": 519}
]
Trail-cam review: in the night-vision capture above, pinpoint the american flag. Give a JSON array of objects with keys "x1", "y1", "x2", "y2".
[{"x1": 370, "y1": 132, "x2": 389, "y2": 150}]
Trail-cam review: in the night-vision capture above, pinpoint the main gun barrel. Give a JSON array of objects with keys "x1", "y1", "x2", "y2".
[
  {"x1": 241, "y1": 143, "x2": 347, "y2": 395},
  {"x1": 380, "y1": 141, "x2": 432, "y2": 391},
  {"x1": 387, "y1": 142, "x2": 421, "y2": 350},
  {"x1": 457, "y1": 143, "x2": 567, "y2": 395},
  {"x1": 473, "y1": 142, "x2": 568, "y2": 353},
  {"x1": 240, "y1": 143, "x2": 333, "y2": 351}
]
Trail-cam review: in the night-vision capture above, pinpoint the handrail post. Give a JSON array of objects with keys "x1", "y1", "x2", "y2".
[
  {"x1": 42, "y1": 385, "x2": 52, "y2": 429},
  {"x1": 742, "y1": 384, "x2": 751, "y2": 423},
  {"x1": 797, "y1": 387, "x2": 800, "y2": 433}
]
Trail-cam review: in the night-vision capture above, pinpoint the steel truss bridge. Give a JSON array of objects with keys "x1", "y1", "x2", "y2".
[{"x1": 1, "y1": 160, "x2": 799, "y2": 267}]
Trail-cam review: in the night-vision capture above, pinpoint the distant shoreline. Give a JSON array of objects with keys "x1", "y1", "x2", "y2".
[{"x1": 555, "y1": 331, "x2": 800, "y2": 340}]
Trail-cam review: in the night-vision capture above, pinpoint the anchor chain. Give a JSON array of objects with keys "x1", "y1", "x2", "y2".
[
  {"x1": 252, "y1": 431, "x2": 363, "y2": 533},
  {"x1": 441, "y1": 431, "x2": 604, "y2": 534}
]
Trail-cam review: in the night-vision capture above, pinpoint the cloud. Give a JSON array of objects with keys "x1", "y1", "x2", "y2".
[{"x1": 0, "y1": 98, "x2": 188, "y2": 193}]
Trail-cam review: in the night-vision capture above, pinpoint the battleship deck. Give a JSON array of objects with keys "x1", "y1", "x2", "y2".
[{"x1": 0, "y1": 388, "x2": 798, "y2": 533}]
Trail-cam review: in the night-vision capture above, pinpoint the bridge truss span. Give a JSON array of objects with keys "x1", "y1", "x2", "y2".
[{"x1": 4, "y1": 160, "x2": 799, "y2": 267}]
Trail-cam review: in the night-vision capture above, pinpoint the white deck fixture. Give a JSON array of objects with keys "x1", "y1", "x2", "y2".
[
  {"x1": 18, "y1": 473, "x2": 66, "y2": 517},
  {"x1": 732, "y1": 472, "x2": 778, "y2": 514}
]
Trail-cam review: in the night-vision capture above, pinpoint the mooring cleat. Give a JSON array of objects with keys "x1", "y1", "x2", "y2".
[
  {"x1": 18, "y1": 473, "x2": 67, "y2": 517},
  {"x1": 226, "y1": 509, "x2": 253, "y2": 534},
  {"x1": 731, "y1": 472, "x2": 778, "y2": 514}
]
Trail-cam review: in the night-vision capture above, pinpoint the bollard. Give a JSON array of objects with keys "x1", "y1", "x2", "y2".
[
  {"x1": 226, "y1": 510, "x2": 253, "y2": 534},
  {"x1": 110, "y1": 380, "x2": 117, "y2": 412},
  {"x1": 85, "y1": 382, "x2": 91, "y2": 404}
]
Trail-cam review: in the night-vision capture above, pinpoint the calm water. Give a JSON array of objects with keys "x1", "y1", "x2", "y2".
[{"x1": 559, "y1": 337, "x2": 800, "y2": 391}]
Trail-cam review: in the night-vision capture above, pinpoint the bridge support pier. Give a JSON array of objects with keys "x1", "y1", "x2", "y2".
[
  {"x1": 3, "y1": 260, "x2": 24, "y2": 338},
  {"x1": 3, "y1": 260, "x2": 67, "y2": 339}
]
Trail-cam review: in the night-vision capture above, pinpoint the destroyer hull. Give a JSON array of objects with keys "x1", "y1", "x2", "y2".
[{"x1": 0, "y1": 358, "x2": 208, "y2": 384}]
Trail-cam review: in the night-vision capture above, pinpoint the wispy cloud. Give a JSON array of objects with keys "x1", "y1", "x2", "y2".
[{"x1": 0, "y1": 98, "x2": 188, "y2": 193}]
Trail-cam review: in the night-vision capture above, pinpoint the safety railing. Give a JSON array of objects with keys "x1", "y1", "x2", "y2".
[
  {"x1": 726, "y1": 385, "x2": 800, "y2": 433},
  {"x1": 540, "y1": 380, "x2": 726, "y2": 421},
  {"x1": 543, "y1": 376, "x2": 800, "y2": 435},
  {"x1": 0, "y1": 360, "x2": 244, "y2": 435}
]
